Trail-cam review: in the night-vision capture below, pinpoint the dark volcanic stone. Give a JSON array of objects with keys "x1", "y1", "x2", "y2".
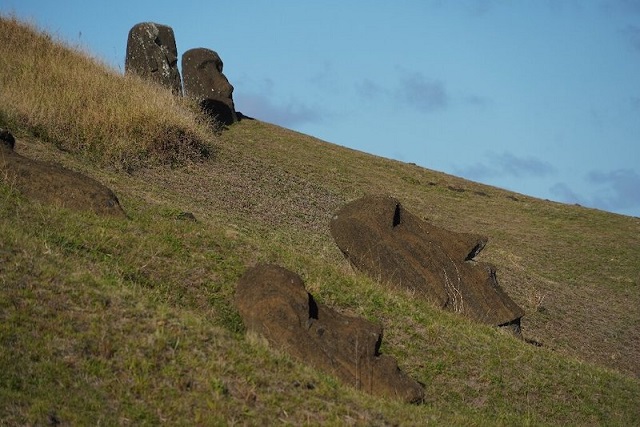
[
  {"x1": 182, "y1": 48, "x2": 238, "y2": 125},
  {"x1": 330, "y1": 195, "x2": 523, "y2": 329},
  {"x1": 0, "y1": 128, "x2": 15, "y2": 150},
  {"x1": 125, "y1": 22, "x2": 182, "y2": 95},
  {"x1": 0, "y1": 147, "x2": 126, "y2": 218},
  {"x1": 235, "y1": 264, "x2": 424, "y2": 403}
]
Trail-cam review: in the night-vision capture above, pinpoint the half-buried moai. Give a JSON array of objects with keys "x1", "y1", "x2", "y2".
[
  {"x1": 125, "y1": 22, "x2": 182, "y2": 95},
  {"x1": 0, "y1": 129, "x2": 126, "y2": 218},
  {"x1": 182, "y1": 48, "x2": 238, "y2": 125},
  {"x1": 330, "y1": 195, "x2": 524, "y2": 334},
  {"x1": 235, "y1": 264, "x2": 425, "y2": 403}
]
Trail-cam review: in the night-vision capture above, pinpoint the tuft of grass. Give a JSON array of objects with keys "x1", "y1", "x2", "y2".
[{"x1": 0, "y1": 15, "x2": 215, "y2": 170}]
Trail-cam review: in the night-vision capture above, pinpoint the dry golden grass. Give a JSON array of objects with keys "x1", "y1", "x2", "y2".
[{"x1": 0, "y1": 16, "x2": 214, "y2": 170}]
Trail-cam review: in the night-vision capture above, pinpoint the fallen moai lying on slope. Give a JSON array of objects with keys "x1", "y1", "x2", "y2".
[
  {"x1": 235, "y1": 263, "x2": 425, "y2": 403},
  {"x1": 330, "y1": 195, "x2": 524, "y2": 333}
]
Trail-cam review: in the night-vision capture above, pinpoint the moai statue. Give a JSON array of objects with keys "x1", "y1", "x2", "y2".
[
  {"x1": 330, "y1": 195, "x2": 524, "y2": 334},
  {"x1": 182, "y1": 48, "x2": 238, "y2": 125},
  {"x1": 125, "y1": 22, "x2": 182, "y2": 95}
]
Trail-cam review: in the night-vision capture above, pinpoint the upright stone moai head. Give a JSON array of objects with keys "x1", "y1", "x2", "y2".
[
  {"x1": 125, "y1": 22, "x2": 182, "y2": 95},
  {"x1": 182, "y1": 48, "x2": 238, "y2": 125}
]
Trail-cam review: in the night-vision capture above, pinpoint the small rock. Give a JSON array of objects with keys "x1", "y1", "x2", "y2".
[
  {"x1": 176, "y1": 211, "x2": 196, "y2": 221},
  {"x1": 0, "y1": 128, "x2": 15, "y2": 150}
]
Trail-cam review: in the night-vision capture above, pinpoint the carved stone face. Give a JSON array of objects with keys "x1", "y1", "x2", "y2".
[
  {"x1": 182, "y1": 48, "x2": 238, "y2": 125},
  {"x1": 182, "y1": 48, "x2": 233, "y2": 99},
  {"x1": 125, "y1": 22, "x2": 182, "y2": 95}
]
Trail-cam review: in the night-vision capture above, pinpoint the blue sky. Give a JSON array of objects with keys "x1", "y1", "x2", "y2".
[{"x1": 3, "y1": 1, "x2": 639, "y2": 217}]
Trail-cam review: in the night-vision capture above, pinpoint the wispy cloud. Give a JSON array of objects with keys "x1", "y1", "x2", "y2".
[
  {"x1": 355, "y1": 78, "x2": 386, "y2": 100},
  {"x1": 307, "y1": 61, "x2": 337, "y2": 91},
  {"x1": 234, "y1": 93, "x2": 325, "y2": 127},
  {"x1": 621, "y1": 25, "x2": 640, "y2": 52},
  {"x1": 355, "y1": 71, "x2": 488, "y2": 113},
  {"x1": 354, "y1": 71, "x2": 449, "y2": 113},
  {"x1": 467, "y1": 0, "x2": 495, "y2": 16},
  {"x1": 549, "y1": 182, "x2": 585, "y2": 205},
  {"x1": 426, "y1": 0, "x2": 497, "y2": 16},
  {"x1": 456, "y1": 151, "x2": 556, "y2": 180},
  {"x1": 463, "y1": 94, "x2": 491, "y2": 107},
  {"x1": 587, "y1": 168, "x2": 640, "y2": 213},
  {"x1": 602, "y1": 0, "x2": 640, "y2": 15},
  {"x1": 550, "y1": 168, "x2": 640, "y2": 216},
  {"x1": 396, "y1": 72, "x2": 448, "y2": 113}
]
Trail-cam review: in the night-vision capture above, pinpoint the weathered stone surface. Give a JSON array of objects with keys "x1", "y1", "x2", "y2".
[
  {"x1": 182, "y1": 48, "x2": 238, "y2": 125},
  {"x1": 0, "y1": 136, "x2": 126, "y2": 218},
  {"x1": 235, "y1": 264, "x2": 424, "y2": 403},
  {"x1": 330, "y1": 195, "x2": 523, "y2": 330},
  {"x1": 125, "y1": 22, "x2": 182, "y2": 95}
]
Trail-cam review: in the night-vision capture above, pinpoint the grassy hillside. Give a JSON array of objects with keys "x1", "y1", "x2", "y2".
[
  {"x1": 0, "y1": 17, "x2": 214, "y2": 170},
  {"x1": 1, "y1": 16, "x2": 639, "y2": 425}
]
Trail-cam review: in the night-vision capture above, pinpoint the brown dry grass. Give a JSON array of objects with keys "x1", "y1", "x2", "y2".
[{"x1": 0, "y1": 16, "x2": 215, "y2": 170}]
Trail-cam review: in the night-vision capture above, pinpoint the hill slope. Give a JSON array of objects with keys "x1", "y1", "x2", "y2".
[{"x1": 1, "y1": 16, "x2": 639, "y2": 425}]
